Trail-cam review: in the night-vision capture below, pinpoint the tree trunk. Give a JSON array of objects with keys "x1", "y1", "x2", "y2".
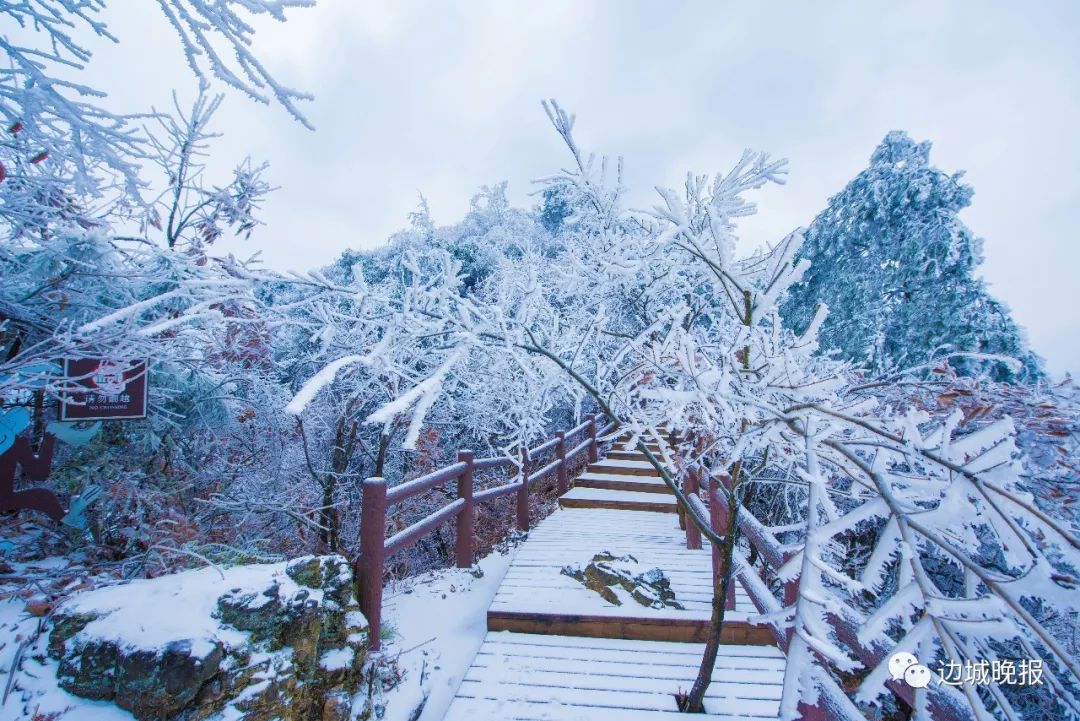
[
  {"x1": 319, "y1": 479, "x2": 339, "y2": 551},
  {"x1": 680, "y1": 491, "x2": 740, "y2": 713},
  {"x1": 319, "y1": 411, "x2": 358, "y2": 552},
  {"x1": 374, "y1": 430, "x2": 390, "y2": 477}
]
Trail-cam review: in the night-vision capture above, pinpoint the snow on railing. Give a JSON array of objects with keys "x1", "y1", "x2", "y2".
[{"x1": 357, "y1": 413, "x2": 615, "y2": 650}]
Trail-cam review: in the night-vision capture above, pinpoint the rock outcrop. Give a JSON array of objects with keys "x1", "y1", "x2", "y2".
[
  {"x1": 562, "y1": 551, "x2": 684, "y2": 609},
  {"x1": 48, "y1": 555, "x2": 368, "y2": 720}
]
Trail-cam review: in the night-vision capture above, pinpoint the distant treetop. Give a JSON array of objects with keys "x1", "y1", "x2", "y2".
[{"x1": 782, "y1": 130, "x2": 1042, "y2": 383}]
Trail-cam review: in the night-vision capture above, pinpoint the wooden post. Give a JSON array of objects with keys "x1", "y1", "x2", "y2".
[
  {"x1": 586, "y1": 413, "x2": 599, "y2": 463},
  {"x1": 555, "y1": 431, "x2": 569, "y2": 494},
  {"x1": 358, "y1": 477, "x2": 387, "y2": 651},
  {"x1": 685, "y1": 466, "x2": 702, "y2": 550},
  {"x1": 455, "y1": 450, "x2": 475, "y2": 568},
  {"x1": 517, "y1": 446, "x2": 531, "y2": 532},
  {"x1": 709, "y1": 474, "x2": 736, "y2": 611}
]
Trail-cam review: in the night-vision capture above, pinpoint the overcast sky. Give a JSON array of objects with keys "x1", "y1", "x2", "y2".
[{"x1": 78, "y1": 1, "x2": 1079, "y2": 376}]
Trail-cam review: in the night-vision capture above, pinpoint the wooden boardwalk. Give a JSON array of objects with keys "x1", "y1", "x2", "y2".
[
  {"x1": 443, "y1": 439, "x2": 786, "y2": 719},
  {"x1": 444, "y1": 634, "x2": 785, "y2": 721}
]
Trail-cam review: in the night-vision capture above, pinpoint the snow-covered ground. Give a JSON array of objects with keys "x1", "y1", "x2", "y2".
[
  {"x1": 0, "y1": 547, "x2": 514, "y2": 721},
  {"x1": 375, "y1": 547, "x2": 515, "y2": 721},
  {"x1": 1, "y1": 590, "x2": 131, "y2": 721}
]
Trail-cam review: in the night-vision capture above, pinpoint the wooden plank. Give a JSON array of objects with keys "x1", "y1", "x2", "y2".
[
  {"x1": 523, "y1": 529, "x2": 687, "y2": 542},
  {"x1": 488, "y1": 609, "x2": 777, "y2": 645},
  {"x1": 587, "y1": 459, "x2": 664, "y2": 477},
  {"x1": 462, "y1": 667, "x2": 783, "y2": 699},
  {"x1": 506, "y1": 546, "x2": 728, "y2": 561},
  {"x1": 605, "y1": 450, "x2": 653, "y2": 461},
  {"x1": 530, "y1": 507, "x2": 677, "y2": 525},
  {"x1": 445, "y1": 698, "x2": 778, "y2": 721},
  {"x1": 498, "y1": 570, "x2": 751, "y2": 593},
  {"x1": 469, "y1": 654, "x2": 786, "y2": 684},
  {"x1": 497, "y1": 575, "x2": 741, "y2": 595},
  {"x1": 480, "y1": 631, "x2": 784, "y2": 658},
  {"x1": 472, "y1": 647, "x2": 785, "y2": 675},
  {"x1": 575, "y1": 472, "x2": 673, "y2": 494},
  {"x1": 534, "y1": 506, "x2": 676, "y2": 520},
  {"x1": 499, "y1": 570, "x2": 746, "y2": 594},
  {"x1": 496, "y1": 583, "x2": 748, "y2": 609},
  {"x1": 490, "y1": 595, "x2": 721, "y2": 619},
  {"x1": 454, "y1": 679, "x2": 780, "y2": 716},
  {"x1": 558, "y1": 498, "x2": 679, "y2": 513},
  {"x1": 503, "y1": 558, "x2": 726, "y2": 572},
  {"x1": 507, "y1": 553, "x2": 731, "y2": 568},
  {"x1": 560, "y1": 488, "x2": 678, "y2": 513}
]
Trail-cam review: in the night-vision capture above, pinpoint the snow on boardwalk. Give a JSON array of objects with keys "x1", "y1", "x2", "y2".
[
  {"x1": 559, "y1": 487, "x2": 679, "y2": 511},
  {"x1": 441, "y1": 443, "x2": 784, "y2": 719},
  {"x1": 491, "y1": 507, "x2": 756, "y2": 623},
  {"x1": 444, "y1": 632, "x2": 785, "y2": 720}
]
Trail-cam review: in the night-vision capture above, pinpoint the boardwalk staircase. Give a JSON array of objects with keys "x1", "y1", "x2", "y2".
[
  {"x1": 357, "y1": 418, "x2": 923, "y2": 719},
  {"x1": 449, "y1": 431, "x2": 787, "y2": 719},
  {"x1": 486, "y1": 436, "x2": 773, "y2": 646}
]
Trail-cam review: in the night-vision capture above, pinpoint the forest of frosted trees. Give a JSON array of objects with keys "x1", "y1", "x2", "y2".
[{"x1": 1, "y1": 3, "x2": 1078, "y2": 721}]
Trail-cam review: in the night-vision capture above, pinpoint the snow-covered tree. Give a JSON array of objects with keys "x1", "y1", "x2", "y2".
[
  {"x1": 293, "y1": 102, "x2": 1080, "y2": 719},
  {"x1": 0, "y1": 0, "x2": 314, "y2": 205},
  {"x1": 782, "y1": 131, "x2": 1042, "y2": 383},
  {"x1": 0, "y1": 38, "x2": 339, "y2": 571}
]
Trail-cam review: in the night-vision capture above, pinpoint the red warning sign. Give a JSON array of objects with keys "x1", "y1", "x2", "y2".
[{"x1": 59, "y1": 358, "x2": 148, "y2": 421}]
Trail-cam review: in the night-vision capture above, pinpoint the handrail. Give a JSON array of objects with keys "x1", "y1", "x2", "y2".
[
  {"x1": 473, "y1": 479, "x2": 519, "y2": 503},
  {"x1": 358, "y1": 412, "x2": 611, "y2": 649},
  {"x1": 473, "y1": 456, "x2": 514, "y2": 472},
  {"x1": 528, "y1": 457, "x2": 563, "y2": 485},
  {"x1": 567, "y1": 417, "x2": 594, "y2": 437},
  {"x1": 567, "y1": 437, "x2": 592, "y2": 459},
  {"x1": 385, "y1": 498, "x2": 465, "y2": 555},
  {"x1": 385, "y1": 461, "x2": 467, "y2": 505},
  {"x1": 530, "y1": 435, "x2": 560, "y2": 456}
]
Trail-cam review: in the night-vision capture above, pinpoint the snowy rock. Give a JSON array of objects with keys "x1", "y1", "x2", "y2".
[
  {"x1": 562, "y1": 552, "x2": 684, "y2": 609},
  {"x1": 47, "y1": 554, "x2": 368, "y2": 720}
]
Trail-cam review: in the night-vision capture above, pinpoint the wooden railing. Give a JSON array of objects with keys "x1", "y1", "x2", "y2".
[
  {"x1": 670, "y1": 442, "x2": 965, "y2": 720},
  {"x1": 358, "y1": 413, "x2": 615, "y2": 650}
]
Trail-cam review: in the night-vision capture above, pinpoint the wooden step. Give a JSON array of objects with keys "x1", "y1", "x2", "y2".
[
  {"x1": 575, "y1": 472, "x2": 673, "y2": 495},
  {"x1": 487, "y1": 610, "x2": 776, "y2": 645},
  {"x1": 588, "y1": 459, "x2": 661, "y2": 477},
  {"x1": 560, "y1": 487, "x2": 678, "y2": 513},
  {"x1": 608, "y1": 450, "x2": 664, "y2": 462},
  {"x1": 606, "y1": 450, "x2": 651, "y2": 461},
  {"x1": 612, "y1": 438, "x2": 664, "y2": 451}
]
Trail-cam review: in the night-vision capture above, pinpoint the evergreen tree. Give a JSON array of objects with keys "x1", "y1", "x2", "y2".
[{"x1": 783, "y1": 131, "x2": 1042, "y2": 382}]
